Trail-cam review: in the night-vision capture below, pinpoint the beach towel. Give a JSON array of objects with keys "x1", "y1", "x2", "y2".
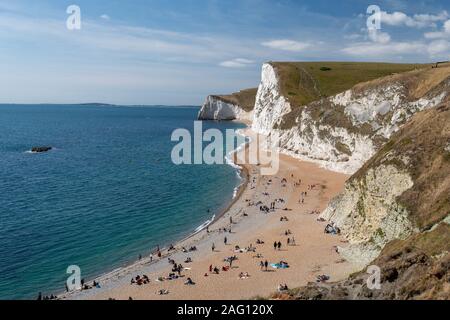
[{"x1": 271, "y1": 263, "x2": 290, "y2": 269}]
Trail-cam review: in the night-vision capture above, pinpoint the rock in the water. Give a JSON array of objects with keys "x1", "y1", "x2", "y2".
[{"x1": 31, "y1": 146, "x2": 52, "y2": 153}]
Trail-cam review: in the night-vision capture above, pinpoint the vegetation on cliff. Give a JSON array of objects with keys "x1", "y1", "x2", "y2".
[
  {"x1": 269, "y1": 62, "x2": 427, "y2": 108},
  {"x1": 273, "y1": 103, "x2": 450, "y2": 300},
  {"x1": 211, "y1": 88, "x2": 258, "y2": 112}
]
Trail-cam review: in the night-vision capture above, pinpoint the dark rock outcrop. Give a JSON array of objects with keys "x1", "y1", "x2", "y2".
[{"x1": 31, "y1": 146, "x2": 52, "y2": 153}]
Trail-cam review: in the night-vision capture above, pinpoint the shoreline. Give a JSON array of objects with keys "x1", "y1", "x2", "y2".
[
  {"x1": 58, "y1": 122, "x2": 251, "y2": 300},
  {"x1": 63, "y1": 127, "x2": 358, "y2": 300}
]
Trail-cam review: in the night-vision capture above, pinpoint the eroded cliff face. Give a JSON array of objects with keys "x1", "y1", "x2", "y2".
[
  {"x1": 252, "y1": 63, "x2": 450, "y2": 174},
  {"x1": 198, "y1": 95, "x2": 253, "y2": 121},
  {"x1": 321, "y1": 164, "x2": 416, "y2": 267},
  {"x1": 321, "y1": 104, "x2": 450, "y2": 268},
  {"x1": 278, "y1": 224, "x2": 450, "y2": 300},
  {"x1": 273, "y1": 104, "x2": 450, "y2": 300}
]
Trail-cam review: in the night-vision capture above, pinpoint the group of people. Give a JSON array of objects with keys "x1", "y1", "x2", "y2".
[
  {"x1": 292, "y1": 176, "x2": 302, "y2": 187},
  {"x1": 259, "y1": 260, "x2": 270, "y2": 271},
  {"x1": 37, "y1": 293, "x2": 58, "y2": 300},
  {"x1": 286, "y1": 237, "x2": 296, "y2": 246},
  {"x1": 120, "y1": 171, "x2": 328, "y2": 298},
  {"x1": 171, "y1": 263, "x2": 184, "y2": 276},
  {"x1": 182, "y1": 246, "x2": 198, "y2": 253},
  {"x1": 277, "y1": 284, "x2": 289, "y2": 292},
  {"x1": 273, "y1": 241, "x2": 283, "y2": 250},
  {"x1": 299, "y1": 191, "x2": 308, "y2": 204},
  {"x1": 324, "y1": 223, "x2": 341, "y2": 235},
  {"x1": 224, "y1": 255, "x2": 238, "y2": 267},
  {"x1": 316, "y1": 274, "x2": 330, "y2": 283},
  {"x1": 131, "y1": 275, "x2": 150, "y2": 286}
]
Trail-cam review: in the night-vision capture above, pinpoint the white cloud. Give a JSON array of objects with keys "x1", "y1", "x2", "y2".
[
  {"x1": 219, "y1": 58, "x2": 254, "y2": 68},
  {"x1": 100, "y1": 14, "x2": 110, "y2": 20},
  {"x1": 380, "y1": 10, "x2": 448, "y2": 29},
  {"x1": 342, "y1": 41, "x2": 426, "y2": 57},
  {"x1": 414, "y1": 11, "x2": 449, "y2": 23},
  {"x1": 0, "y1": 12, "x2": 264, "y2": 63},
  {"x1": 424, "y1": 19, "x2": 450, "y2": 39},
  {"x1": 344, "y1": 33, "x2": 363, "y2": 40},
  {"x1": 427, "y1": 39, "x2": 450, "y2": 56},
  {"x1": 261, "y1": 39, "x2": 310, "y2": 52},
  {"x1": 368, "y1": 30, "x2": 391, "y2": 44}
]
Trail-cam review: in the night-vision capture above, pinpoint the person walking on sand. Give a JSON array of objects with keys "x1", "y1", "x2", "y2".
[
  {"x1": 274, "y1": 242, "x2": 277, "y2": 250},
  {"x1": 212, "y1": 243, "x2": 216, "y2": 252},
  {"x1": 224, "y1": 237, "x2": 228, "y2": 245},
  {"x1": 278, "y1": 242, "x2": 282, "y2": 250},
  {"x1": 264, "y1": 260, "x2": 269, "y2": 271},
  {"x1": 260, "y1": 261, "x2": 264, "y2": 271}
]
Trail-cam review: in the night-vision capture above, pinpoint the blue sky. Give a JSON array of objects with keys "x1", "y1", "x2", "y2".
[{"x1": 0, "y1": 0, "x2": 449, "y2": 105}]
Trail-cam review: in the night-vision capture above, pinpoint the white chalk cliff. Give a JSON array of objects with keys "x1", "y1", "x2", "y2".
[
  {"x1": 249, "y1": 63, "x2": 450, "y2": 268},
  {"x1": 201, "y1": 62, "x2": 450, "y2": 270},
  {"x1": 198, "y1": 96, "x2": 253, "y2": 122},
  {"x1": 251, "y1": 63, "x2": 449, "y2": 174}
]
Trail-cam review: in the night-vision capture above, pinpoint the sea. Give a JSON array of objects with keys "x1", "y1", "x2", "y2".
[{"x1": 0, "y1": 104, "x2": 246, "y2": 300}]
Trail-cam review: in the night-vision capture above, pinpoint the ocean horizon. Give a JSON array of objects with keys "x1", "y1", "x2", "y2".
[{"x1": 0, "y1": 104, "x2": 246, "y2": 300}]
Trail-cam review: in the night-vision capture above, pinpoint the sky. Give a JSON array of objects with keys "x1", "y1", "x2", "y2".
[{"x1": 0, "y1": 0, "x2": 449, "y2": 105}]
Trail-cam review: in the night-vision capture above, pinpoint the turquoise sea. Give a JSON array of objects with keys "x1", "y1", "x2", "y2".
[{"x1": 0, "y1": 104, "x2": 245, "y2": 300}]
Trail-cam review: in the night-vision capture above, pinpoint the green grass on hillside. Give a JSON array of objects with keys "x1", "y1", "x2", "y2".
[
  {"x1": 213, "y1": 88, "x2": 258, "y2": 112},
  {"x1": 270, "y1": 62, "x2": 429, "y2": 108}
]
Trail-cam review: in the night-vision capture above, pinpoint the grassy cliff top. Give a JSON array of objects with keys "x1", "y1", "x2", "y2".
[
  {"x1": 269, "y1": 62, "x2": 430, "y2": 108},
  {"x1": 211, "y1": 88, "x2": 258, "y2": 112}
]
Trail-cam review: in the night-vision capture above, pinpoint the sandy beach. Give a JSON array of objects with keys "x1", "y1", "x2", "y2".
[{"x1": 64, "y1": 128, "x2": 358, "y2": 300}]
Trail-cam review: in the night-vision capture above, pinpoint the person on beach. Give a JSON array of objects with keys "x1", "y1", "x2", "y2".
[
  {"x1": 273, "y1": 242, "x2": 277, "y2": 250},
  {"x1": 212, "y1": 243, "x2": 216, "y2": 252},
  {"x1": 224, "y1": 237, "x2": 228, "y2": 245},
  {"x1": 277, "y1": 242, "x2": 282, "y2": 250},
  {"x1": 260, "y1": 261, "x2": 264, "y2": 270},
  {"x1": 264, "y1": 260, "x2": 269, "y2": 271}
]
